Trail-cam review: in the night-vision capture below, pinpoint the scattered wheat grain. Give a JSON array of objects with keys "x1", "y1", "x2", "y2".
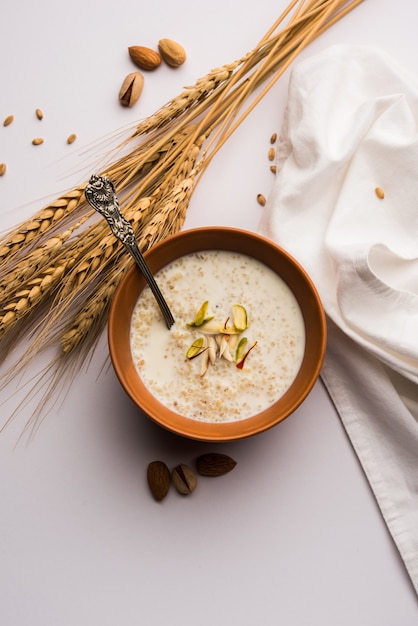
[
  {"x1": 375, "y1": 186, "x2": 385, "y2": 199},
  {"x1": 3, "y1": 115, "x2": 14, "y2": 127},
  {"x1": 0, "y1": 163, "x2": 6, "y2": 176},
  {"x1": 36, "y1": 109, "x2": 44, "y2": 120},
  {"x1": 32, "y1": 137, "x2": 44, "y2": 146},
  {"x1": 257, "y1": 193, "x2": 266, "y2": 206}
]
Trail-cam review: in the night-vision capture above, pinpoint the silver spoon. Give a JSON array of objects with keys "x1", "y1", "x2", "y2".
[{"x1": 84, "y1": 174, "x2": 175, "y2": 329}]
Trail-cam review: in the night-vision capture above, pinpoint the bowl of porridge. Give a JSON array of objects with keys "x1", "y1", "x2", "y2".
[{"x1": 108, "y1": 227, "x2": 326, "y2": 441}]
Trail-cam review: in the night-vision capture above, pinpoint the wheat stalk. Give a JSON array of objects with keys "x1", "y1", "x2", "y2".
[
  {"x1": 0, "y1": 188, "x2": 86, "y2": 268},
  {"x1": 0, "y1": 0, "x2": 365, "y2": 434}
]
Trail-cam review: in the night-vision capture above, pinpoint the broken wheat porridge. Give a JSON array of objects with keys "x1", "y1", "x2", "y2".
[{"x1": 130, "y1": 250, "x2": 305, "y2": 422}]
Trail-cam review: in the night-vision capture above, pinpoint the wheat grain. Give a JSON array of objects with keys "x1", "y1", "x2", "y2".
[
  {"x1": 61, "y1": 259, "x2": 130, "y2": 355},
  {"x1": 0, "y1": 216, "x2": 90, "y2": 304},
  {"x1": 132, "y1": 63, "x2": 241, "y2": 139},
  {"x1": 0, "y1": 261, "x2": 75, "y2": 340},
  {"x1": 0, "y1": 187, "x2": 86, "y2": 267}
]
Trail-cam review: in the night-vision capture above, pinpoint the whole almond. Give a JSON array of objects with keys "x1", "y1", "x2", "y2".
[
  {"x1": 119, "y1": 71, "x2": 144, "y2": 107},
  {"x1": 172, "y1": 464, "x2": 197, "y2": 495},
  {"x1": 196, "y1": 453, "x2": 237, "y2": 477},
  {"x1": 158, "y1": 38, "x2": 186, "y2": 68},
  {"x1": 147, "y1": 460, "x2": 171, "y2": 501},
  {"x1": 128, "y1": 46, "x2": 161, "y2": 71}
]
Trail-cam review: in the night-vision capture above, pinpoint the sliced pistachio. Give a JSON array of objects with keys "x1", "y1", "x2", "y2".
[
  {"x1": 187, "y1": 300, "x2": 215, "y2": 327},
  {"x1": 232, "y1": 304, "x2": 248, "y2": 331},
  {"x1": 236, "y1": 341, "x2": 258, "y2": 370},
  {"x1": 186, "y1": 337, "x2": 205, "y2": 359},
  {"x1": 195, "y1": 300, "x2": 209, "y2": 326},
  {"x1": 235, "y1": 337, "x2": 248, "y2": 362}
]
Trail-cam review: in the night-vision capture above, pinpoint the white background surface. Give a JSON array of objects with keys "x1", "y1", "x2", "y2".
[{"x1": 0, "y1": 1, "x2": 417, "y2": 624}]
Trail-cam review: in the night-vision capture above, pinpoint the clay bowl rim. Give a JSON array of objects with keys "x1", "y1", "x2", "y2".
[{"x1": 108, "y1": 226, "x2": 327, "y2": 442}]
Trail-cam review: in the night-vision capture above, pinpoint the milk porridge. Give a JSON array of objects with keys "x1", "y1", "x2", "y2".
[{"x1": 130, "y1": 250, "x2": 305, "y2": 422}]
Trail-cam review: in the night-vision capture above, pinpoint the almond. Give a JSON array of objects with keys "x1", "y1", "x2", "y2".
[
  {"x1": 158, "y1": 38, "x2": 186, "y2": 68},
  {"x1": 196, "y1": 453, "x2": 237, "y2": 477},
  {"x1": 128, "y1": 46, "x2": 161, "y2": 71},
  {"x1": 119, "y1": 71, "x2": 144, "y2": 107},
  {"x1": 147, "y1": 460, "x2": 171, "y2": 501}
]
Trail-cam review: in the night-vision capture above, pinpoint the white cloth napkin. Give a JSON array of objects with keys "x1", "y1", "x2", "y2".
[{"x1": 259, "y1": 44, "x2": 418, "y2": 593}]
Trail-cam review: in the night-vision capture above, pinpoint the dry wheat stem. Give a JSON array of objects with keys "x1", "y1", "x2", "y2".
[
  {"x1": 0, "y1": 187, "x2": 87, "y2": 269},
  {"x1": 0, "y1": 0, "x2": 365, "y2": 434},
  {"x1": 0, "y1": 214, "x2": 91, "y2": 305},
  {"x1": 185, "y1": 0, "x2": 364, "y2": 166},
  {"x1": 83, "y1": 0, "x2": 348, "y2": 205},
  {"x1": 126, "y1": 0, "x2": 358, "y2": 187},
  {"x1": 0, "y1": 132, "x2": 203, "y2": 347},
  {"x1": 0, "y1": 0, "x2": 360, "y2": 340},
  {"x1": 59, "y1": 171, "x2": 196, "y2": 357}
]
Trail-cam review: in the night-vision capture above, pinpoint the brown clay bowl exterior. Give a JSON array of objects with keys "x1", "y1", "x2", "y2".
[{"x1": 108, "y1": 227, "x2": 326, "y2": 441}]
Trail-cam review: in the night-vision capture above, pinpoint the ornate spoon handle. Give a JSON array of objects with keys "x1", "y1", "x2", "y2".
[{"x1": 84, "y1": 174, "x2": 175, "y2": 329}]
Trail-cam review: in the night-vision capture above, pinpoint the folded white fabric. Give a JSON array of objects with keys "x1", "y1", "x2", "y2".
[{"x1": 259, "y1": 45, "x2": 418, "y2": 593}]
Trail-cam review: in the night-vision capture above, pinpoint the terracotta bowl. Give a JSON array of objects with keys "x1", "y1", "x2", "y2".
[{"x1": 108, "y1": 227, "x2": 326, "y2": 441}]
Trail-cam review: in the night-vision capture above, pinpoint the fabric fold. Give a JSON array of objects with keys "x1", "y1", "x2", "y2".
[{"x1": 259, "y1": 44, "x2": 418, "y2": 593}]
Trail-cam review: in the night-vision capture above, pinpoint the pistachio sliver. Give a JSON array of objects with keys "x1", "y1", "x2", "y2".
[
  {"x1": 186, "y1": 337, "x2": 205, "y2": 359},
  {"x1": 195, "y1": 300, "x2": 209, "y2": 326},
  {"x1": 235, "y1": 337, "x2": 248, "y2": 362},
  {"x1": 232, "y1": 304, "x2": 248, "y2": 331},
  {"x1": 236, "y1": 341, "x2": 258, "y2": 370}
]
